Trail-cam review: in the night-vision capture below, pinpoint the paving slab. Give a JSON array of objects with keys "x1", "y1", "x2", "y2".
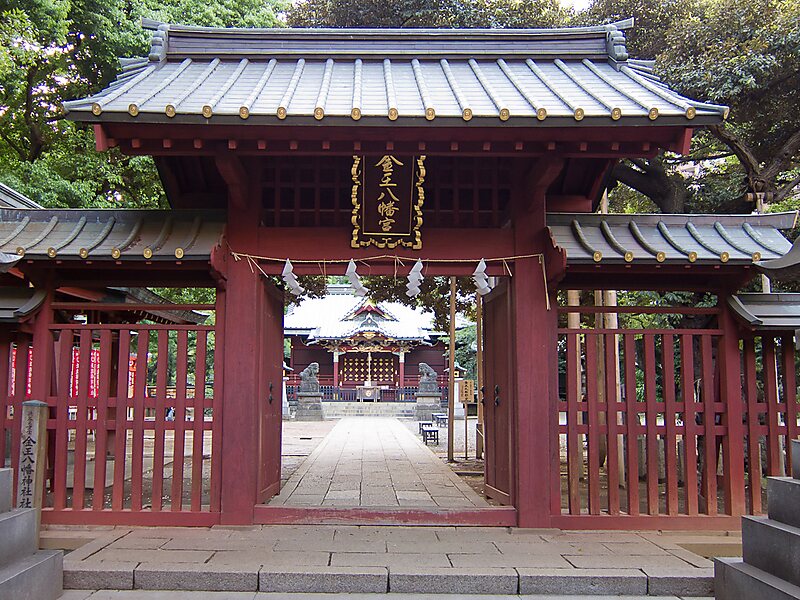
[
  {"x1": 642, "y1": 566, "x2": 715, "y2": 596},
  {"x1": 64, "y1": 561, "x2": 136, "y2": 590},
  {"x1": 388, "y1": 566, "x2": 518, "y2": 594},
  {"x1": 134, "y1": 563, "x2": 258, "y2": 591},
  {"x1": 258, "y1": 566, "x2": 388, "y2": 593},
  {"x1": 517, "y1": 568, "x2": 648, "y2": 595}
]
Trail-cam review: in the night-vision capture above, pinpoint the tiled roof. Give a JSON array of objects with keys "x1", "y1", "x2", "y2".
[
  {"x1": 547, "y1": 212, "x2": 795, "y2": 265},
  {"x1": 64, "y1": 20, "x2": 727, "y2": 126},
  {"x1": 0, "y1": 209, "x2": 225, "y2": 260},
  {"x1": 728, "y1": 293, "x2": 800, "y2": 331},
  {"x1": 285, "y1": 289, "x2": 439, "y2": 342}
]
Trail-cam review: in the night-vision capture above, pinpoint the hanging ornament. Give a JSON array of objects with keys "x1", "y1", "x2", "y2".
[
  {"x1": 281, "y1": 259, "x2": 304, "y2": 296},
  {"x1": 472, "y1": 258, "x2": 492, "y2": 296},
  {"x1": 346, "y1": 259, "x2": 369, "y2": 297},
  {"x1": 406, "y1": 260, "x2": 424, "y2": 298}
]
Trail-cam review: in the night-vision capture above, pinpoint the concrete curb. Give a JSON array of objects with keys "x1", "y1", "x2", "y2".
[{"x1": 62, "y1": 562, "x2": 718, "y2": 595}]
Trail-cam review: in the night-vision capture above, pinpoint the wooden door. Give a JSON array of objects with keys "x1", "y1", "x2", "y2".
[
  {"x1": 482, "y1": 279, "x2": 514, "y2": 505},
  {"x1": 257, "y1": 282, "x2": 285, "y2": 502}
]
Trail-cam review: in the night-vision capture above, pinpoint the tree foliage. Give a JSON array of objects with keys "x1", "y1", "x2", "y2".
[
  {"x1": 0, "y1": 0, "x2": 286, "y2": 209},
  {"x1": 591, "y1": 0, "x2": 800, "y2": 213}
]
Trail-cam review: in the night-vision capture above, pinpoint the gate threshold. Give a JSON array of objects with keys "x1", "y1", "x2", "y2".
[{"x1": 254, "y1": 505, "x2": 516, "y2": 526}]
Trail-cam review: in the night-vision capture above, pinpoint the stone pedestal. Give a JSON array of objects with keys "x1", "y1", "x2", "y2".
[
  {"x1": 415, "y1": 395, "x2": 441, "y2": 421},
  {"x1": 295, "y1": 392, "x2": 324, "y2": 421}
]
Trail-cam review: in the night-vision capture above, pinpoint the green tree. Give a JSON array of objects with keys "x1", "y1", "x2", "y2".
[
  {"x1": 592, "y1": 0, "x2": 800, "y2": 214},
  {"x1": 0, "y1": 0, "x2": 287, "y2": 209},
  {"x1": 287, "y1": 0, "x2": 572, "y2": 29}
]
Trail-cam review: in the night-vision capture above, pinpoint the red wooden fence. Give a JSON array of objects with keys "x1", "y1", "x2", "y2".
[
  {"x1": 556, "y1": 303, "x2": 799, "y2": 527},
  {"x1": 1, "y1": 305, "x2": 221, "y2": 526}
]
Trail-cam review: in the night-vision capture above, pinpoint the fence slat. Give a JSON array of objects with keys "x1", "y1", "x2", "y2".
[
  {"x1": 92, "y1": 331, "x2": 113, "y2": 511},
  {"x1": 743, "y1": 337, "x2": 761, "y2": 514},
  {"x1": 191, "y1": 331, "x2": 208, "y2": 512},
  {"x1": 700, "y1": 335, "x2": 717, "y2": 516},
  {"x1": 151, "y1": 330, "x2": 169, "y2": 512},
  {"x1": 763, "y1": 337, "x2": 781, "y2": 476},
  {"x1": 585, "y1": 333, "x2": 600, "y2": 515},
  {"x1": 662, "y1": 333, "x2": 679, "y2": 516},
  {"x1": 52, "y1": 333, "x2": 73, "y2": 510},
  {"x1": 130, "y1": 330, "x2": 149, "y2": 512},
  {"x1": 604, "y1": 333, "x2": 620, "y2": 515},
  {"x1": 680, "y1": 334, "x2": 699, "y2": 516},
  {"x1": 71, "y1": 330, "x2": 92, "y2": 509},
  {"x1": 171, "y1": 330, "x2": 189, "y2": 511},
  {"x1": 112, "y1": 330, "x2": 131, "y2": 511},
  {"x1": 210, "y1": 293, "x2": 225, "y2": 513},
  {"x1": 0, "y1": 336, "x2": 10, "y2": 469},
  {"x1": 643, "y1": 334, "x2": 659, "y2": 516},
  {"x1": 781, "y1": 335, "x2": 797, "y2": 475},
  {"x1": 623, "y1": 333, "x2": 639, "y2": 516},
  {"x1": 566, "y1": 332, "x2": 581, "y2": 515}
]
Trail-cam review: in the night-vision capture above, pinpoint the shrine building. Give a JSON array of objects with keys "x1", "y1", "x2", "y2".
[
  {"x1": 0, "y1": 20, "x2": 798, "y2": 529},
  {"x1": 285, "y1": 285, "x2": 450, "y2": 391}
]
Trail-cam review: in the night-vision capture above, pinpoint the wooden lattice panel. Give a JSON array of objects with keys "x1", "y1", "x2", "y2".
[{"x1": 340, "y1": 354, "x2": 397, "y2": 385}]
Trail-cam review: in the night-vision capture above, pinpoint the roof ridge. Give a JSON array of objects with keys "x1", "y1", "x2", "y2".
[{"x1": 138, "y1": 18, "x2": 633, "y2": 62}]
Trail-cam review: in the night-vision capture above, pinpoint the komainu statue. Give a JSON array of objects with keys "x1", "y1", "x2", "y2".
[
  {"x1": 299, "y1": 362, "x2": 320, "y2": 394},
  {"x1": 418, "y1": 363, "x2": 439, "y2": 395}
]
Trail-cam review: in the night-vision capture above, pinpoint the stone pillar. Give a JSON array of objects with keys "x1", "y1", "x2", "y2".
[{"x1": 17, "y1": 400, "x2": 47, "y2": 538}]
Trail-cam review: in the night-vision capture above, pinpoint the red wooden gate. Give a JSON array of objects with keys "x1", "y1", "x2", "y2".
[
  {"x1": 1, "y1": 300, "x2": 223, "y2": 526},
  {"x1": 483, "y1": 280, "x2": 514, "y2": 505},
  {"x1": 555, "y1": 302, "x2": 799, "y2": 528}
]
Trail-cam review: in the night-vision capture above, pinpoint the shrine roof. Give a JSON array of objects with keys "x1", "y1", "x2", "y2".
[
  {"x1": 728, "y1": 293, "x2": 800, "y2": 332},
  {"x1": 752, "y1": 235, "x2": 800, "y2": 282},
  {"x1": 547, "y1": 212, "x2": 796, "y2": 265},
  {"x1": 0, "y1": 287, "x2": 47, "y2": 323},
  {"x1": 285, "y1": 287, "x2": 442, "y2": 342},
  {"x1": 63, "y1": 20, "x2": 727, "y2": 127},
  {"x1": 0, "y1": 208, "x2": 225, "y2": 261}
]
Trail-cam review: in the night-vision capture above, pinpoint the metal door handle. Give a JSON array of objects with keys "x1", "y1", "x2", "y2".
[{"x1": 494, "y1": 384, "x2": 501, "y2": 406}]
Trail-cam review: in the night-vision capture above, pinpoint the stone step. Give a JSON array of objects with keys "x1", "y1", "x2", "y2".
[
  {"x1": 0, "y1": 508, "x2": 37, "y2": 568},
  {"x1": 0, "y1": 550, "x2": 63, "y2": 600},
  {"x1": 0, "y1": 468, "x2": 11, "y2": 514},
  {"x1": 768, "y1": 477, "x2": 800, "y2": 529},
  {"x1": 716, "y1": 557, "x2": 800, "y2": 600},
  {"x1": 742, "y1": 516, "x2": 800, "y2": 588}
]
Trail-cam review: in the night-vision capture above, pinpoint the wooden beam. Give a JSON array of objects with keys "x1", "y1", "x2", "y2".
[{"x1": 214, "y1": 154, "x2": 250, "y2": 210}]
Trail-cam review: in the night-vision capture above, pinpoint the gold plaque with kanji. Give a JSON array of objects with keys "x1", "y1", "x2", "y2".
[{"x1": 351, "y1": 155, "x2": 425, "y2": 249}]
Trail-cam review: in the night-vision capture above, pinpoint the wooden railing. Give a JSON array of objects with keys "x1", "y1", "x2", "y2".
[
  {"x1": 1, "y1": 309, "x2": 222, "y2": 525},
  {"x1": 555, "y1": 304, "x2": 799, "y2": 526}
]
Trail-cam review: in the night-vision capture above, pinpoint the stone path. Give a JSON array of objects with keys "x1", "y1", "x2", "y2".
[
  {"x1": 62, "y1": 593, "x2": 714, "y2": 599},
  {"x1": 270, "y1": 418, "x2": 487, "y2": 508},
  {"x1": 55, "y1": 525, "x2": 732, "y2": 596}
]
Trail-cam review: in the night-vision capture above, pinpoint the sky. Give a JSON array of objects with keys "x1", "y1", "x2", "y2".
[{"x1": 561, "y1": 0, "x2": 592, "y2": 10}]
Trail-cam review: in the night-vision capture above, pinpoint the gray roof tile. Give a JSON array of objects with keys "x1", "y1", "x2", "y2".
[
  {"x1": 0, "y1": 209, "x2": 225, "y2": 261},
  {"x1": 547, "y1": 212, "x2": 795, "y2": 265},
  {"x1": 64, "y1": 21, "x2": 727, "y2": 126}
]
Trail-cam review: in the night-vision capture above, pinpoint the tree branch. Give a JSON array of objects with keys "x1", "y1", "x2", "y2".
[
  {"x1": 708, "y1": 123, "x2": 761, "y2": 177},
  {"x1": 774, "y1": 173, "x2": 800, "y2": 205},
  {"x1": 762, "y1": 129, "x2": 800, "y2": 183}
]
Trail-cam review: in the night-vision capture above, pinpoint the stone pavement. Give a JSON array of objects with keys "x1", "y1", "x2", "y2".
[
  {"x1": 57, "y1": 525, "x2": 736, "y2": 596},
  {"x1": 270, "y1": 418, "x2": 487, "y2": 508},
  {"x1": 61, "y1": 593, "x2": 714, "y2": 599}
]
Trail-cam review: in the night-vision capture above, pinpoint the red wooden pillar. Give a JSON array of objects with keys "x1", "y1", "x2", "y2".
[
  {"x1": 218, "y1": 168, "x2": 267, "y2": 524},
  {"x1": 30, "y1": 286, "x2": 54, "y2": 501},
  {"x1": 510, "y1": 157, "x2": 564, "y2": 528},
  {"x1": 719, "y1": 302, "x2": 746, "y2": 516}
]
